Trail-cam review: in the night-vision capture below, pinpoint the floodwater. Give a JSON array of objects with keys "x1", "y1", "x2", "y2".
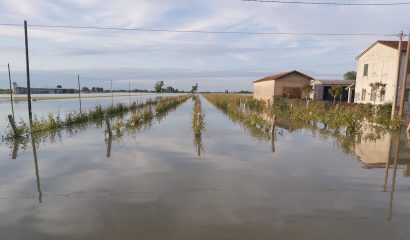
[{"x1": 0, "y1": 96, "x2": 410, "y2": 239}]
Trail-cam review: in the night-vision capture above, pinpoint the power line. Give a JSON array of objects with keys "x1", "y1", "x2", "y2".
[
  {"x1": 0, "y1": 23, "x2": 400, "y2": 37},
  {"x1": 241, "y1": 0, "x2": 410, "y2": 6}
]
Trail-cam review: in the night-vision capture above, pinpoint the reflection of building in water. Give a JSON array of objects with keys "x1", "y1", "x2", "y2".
[
  {"x1": 12, "y1": 82, "x2": 77, "y2": 94},
  {"x1": 354, "y1": 131, "x2": 391, "y2": 168},
  {"x1": 354, "y1": 130, "x2": 410, "y2": 177}
]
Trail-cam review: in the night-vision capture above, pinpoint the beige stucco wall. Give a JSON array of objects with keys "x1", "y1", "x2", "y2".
[
  {"x1": 355, "y1": 43, "x2": 410, "y2": 106},
  {"x1": 253, "y1": 80, "x2": 275, "y2": 101},
  {"x1": 253, "y1": 72, "x2": 311, "y2": 101},
  {"x1": 273, "y1": 73, "x2": 311, "y2": 97}
]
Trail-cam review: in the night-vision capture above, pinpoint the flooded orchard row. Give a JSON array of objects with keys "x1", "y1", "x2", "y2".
[
  {"x1": 0, "y1": 93, "x2": 178, "y2": 128},
  {"x1": 0, "y1": 95, "x2": 410, "y2": 239}
]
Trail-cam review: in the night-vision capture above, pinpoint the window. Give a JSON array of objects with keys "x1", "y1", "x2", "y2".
[
  {"x1": 363, "y1": 64, "x2": 369, "y2": 76},
  {"x1": 370, "y1": 89, "x2": 376, "y2": 101},
  {"x1": 361, "y1": 89, "x2": 366, "y2": 101}
]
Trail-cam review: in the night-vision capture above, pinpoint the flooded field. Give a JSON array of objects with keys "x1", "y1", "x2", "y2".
[
  {"x1": 0, "y1": 93, "x2": 177, "y2": 129},
  {"x1": 1, "y1": 95, "x2": 410, "y2": 239}
]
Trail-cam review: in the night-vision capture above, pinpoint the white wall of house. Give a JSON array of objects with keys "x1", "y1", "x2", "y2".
[
  {"x1": 355, "y1": 43, "x2": 398, "y2": 105},
  {"x1": 311, "y1": 82, "x2": 324, "y2": 100},
  {"x1": 355, "y1": 43, "x2": 410, "y2": 106}
]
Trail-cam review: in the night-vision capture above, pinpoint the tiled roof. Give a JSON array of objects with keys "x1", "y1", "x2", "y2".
[
  {"x1": 356, "y1": 40, "x2": 408, "y2": 60},
  {"x1": 378, "y1": 40, "x2": 408, "y2": 51},
  {"x1": 253, "y1": 70, "x2": 314, "y2": 83},
  {"x1": 314, "y1": 79, "x2": 355, "y2": 85}
]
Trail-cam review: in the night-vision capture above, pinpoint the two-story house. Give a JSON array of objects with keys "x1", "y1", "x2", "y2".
[{"x1": 354, "y1": 41, "x2": 409, "y2": 107}]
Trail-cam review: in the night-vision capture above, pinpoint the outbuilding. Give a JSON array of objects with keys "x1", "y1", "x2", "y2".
[
  {"x1": 311, "y1": 79, "x2": 355, "y2": 102},
  {"x1": 253, "y1": 70, "x2": 314, "y2": 101}
]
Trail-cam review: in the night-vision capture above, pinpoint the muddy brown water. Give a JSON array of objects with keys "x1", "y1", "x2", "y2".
[{"x1": 0, "y1": 96, "x2": 410, "y2": 239}]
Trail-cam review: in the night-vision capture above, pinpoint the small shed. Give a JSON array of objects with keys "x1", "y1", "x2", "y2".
[
  {"x1": 253, "y1": 70, "x2": 314, "y2": 101},
  {"x1": 311, "y1": 80, "x2": 355, "y2": 102}
]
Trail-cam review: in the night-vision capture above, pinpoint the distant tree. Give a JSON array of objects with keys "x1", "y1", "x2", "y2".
[
  {"x1": 82, "y1": 87, "x2": 90, "y2": 92},
  {"x1": 344, "y1": 71, "x2": 357, "y2": 80},
  {"x1": 369, "y1": 82, "x2": 386, "y2": 106},
  {"x1": 154, "y1": 81, "x2": 164, "y2": 93},
  {"x1": 328, "y1": 86, "x2": 343, "y2": 106},
  {"x1": 302, "y1": 83, "x2": 313, "y2": 103},
  {"x1": 56, "y1": 85, "x2": 62, "y2": 88},
  {"x1": 191, "y1": 83, "x2": 198, "y2": 93}
]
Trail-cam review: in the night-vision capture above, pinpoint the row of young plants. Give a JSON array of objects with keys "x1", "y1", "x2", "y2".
[
  {"x1": 203, "y1": 93, "x2": 272, "y2": 140},
  {"x1": 192, "y1": 95, "x2": 205, "y2": 139},
  {"x1": 5, "y1": 95, "x2": 191, "y2": 140},
  {"x1": 192, "y1": 95, "x2": 205, "y2": 156},
  {"x1": 122, "y1": 95, "x2": 190, "y2": 130},
  {"x1": 203, "y1": 94, "x2": 402, "y2": 134},
  {"x1": 4, "y1": 95, "x2": 191, "y2": 156}
]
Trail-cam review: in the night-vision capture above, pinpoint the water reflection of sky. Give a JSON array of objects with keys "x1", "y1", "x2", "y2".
[{"x1": 0, "y1": 97, "x2": 410, "y2": 239}]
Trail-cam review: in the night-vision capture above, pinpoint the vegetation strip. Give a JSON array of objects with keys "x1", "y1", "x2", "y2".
[
  {"x1": 192, "y1": 95, "x2": 205, "y2": 138},
  {"x1": 192, "y1": 95, "x2": 205, "y2": 155},
  {"x1": 203, "y1": 94, "x2": 402, "y2": 134},
  {"x1": 204, "y1": 94, "x2": 272, "y2": 140},
  {"x1": 5, "y1": 95, "x2": 190, "y2": 139}
]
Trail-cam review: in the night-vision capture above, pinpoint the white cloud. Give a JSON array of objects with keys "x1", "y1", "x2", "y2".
[{"x1": 0, "y1": 0, "x2": 407, "y2": 91}]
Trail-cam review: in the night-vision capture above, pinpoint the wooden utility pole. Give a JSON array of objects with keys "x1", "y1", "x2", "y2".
[
  {"x1": 24, "y1": 20, "x2": 33, "y2": 123},
  {"x1": 111, "y1": 79, "x2": 113, "y2": 105},
  {"x1": 77, "y1": 74, "x2": 82, "y2": 113},
  {"x1": 398, "y1": 32, "x2": 410, "y2": 117},
  {"x1": 129, "y1": 80, "x2": 131, "y2": 95},
  {"x1": 392, "y1": 31, "x2": 403, "y2": 119},
  {"x1": 8, "y1": 63, "x2": 15, "y2": 120}
]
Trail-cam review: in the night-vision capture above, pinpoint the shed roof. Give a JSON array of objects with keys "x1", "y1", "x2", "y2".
[
  {"x1": 313, "y1": 79, "x2": 355, "y2": 85},
  {"x1": 356, "y1": 40, "x2": 408, "y2": 60},
  {"x1": 253, "y1": 70, "x2": 314, "y2": 83}
]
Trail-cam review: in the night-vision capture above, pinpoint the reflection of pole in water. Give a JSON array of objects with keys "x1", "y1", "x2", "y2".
[
  {"x1": 197, "y1": 141, "x2": 201, "y2": 157},
  {"x1": 383, "y1": 133, "x2": 392, "y2": 192},
  {"x1": 11, "y1": 139, "x2": 21, "y2": 160},
  {"x1": 271, "y1": 131, "x2": 275, "y2": 153},
  {"x1": 106, "y1": 135, "x2": 112, "y2": 158},
  {"x1": 388, "y1": 134, "x2": 399, "y2": 222},
  {"x1": 31, "y1": 134, "x2": 43, "y2": 203}
]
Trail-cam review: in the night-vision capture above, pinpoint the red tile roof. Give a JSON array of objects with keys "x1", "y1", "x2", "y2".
[
  {"x1": 356, "y1": 41, "x2": 408, "y2": 59},
  {"x1": 253, "y1": 70, "x2": 314, "y2": 83},
  {"x1": 378, "y1": 40, "x2": 408, "y2": 51}
]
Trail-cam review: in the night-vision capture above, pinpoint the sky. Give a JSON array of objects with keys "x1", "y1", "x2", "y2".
[{"x1": 0, "y1": 0, "x2": 409, "y2": 92}]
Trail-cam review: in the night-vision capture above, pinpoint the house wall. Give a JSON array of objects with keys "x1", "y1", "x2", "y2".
[
  {"x1": 253, "y1": 80, "x2": 275, "y2": 101},
  {"x1": 312, "y1": 82, "x2": 324, "y2": 100},
  {"x1": 354, "y1": 43, "x2": 410, "y2": 105},
  {"x1": 273, "y1": 73, "x2": 311, "y2": 98}
]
